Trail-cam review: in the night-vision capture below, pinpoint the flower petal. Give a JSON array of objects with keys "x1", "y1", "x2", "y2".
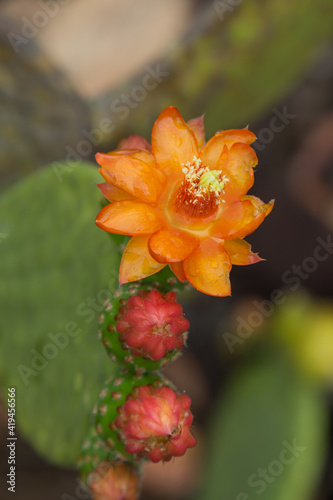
[
  {"x1": 213, "y1": 197, "x2": 275, "y2": 239},
  {"x1": 119, "y1": 236, "x2": 166, "y2": 284},
  {"x1": 200, "y1": 128, "x2": 256, "y2": 170},
  {"x1": 96, "y1": 152, "x2": 165, "y2": 204},
  {"x1": 224, "y1": 239, "x2": 263, "y2": 265},
  {"x1": 118, "y1": 134, "x2": 151, "y2": 151},
  {"x1": 169, "y1": 262, "x2": 187, "y2": 283},
  {"x1": 218, "y1": 128, "x2": 257, "y2": 146},
  {"x1": 148, "y1": 228, "x2": 199, "y2": 263},
  {"x1": 96, "y1": 200, "x2": 163, "y2": 235},
  {"x1": 130, "y1": 150, "x2": 156, "y2": 166},
  {"x1": 183, "y1": 238, "x2": 232, "y2": 297},
  {"x1": 187, "y1": 115, "x2": 205, "y2": 148},
  {"x1": 219, "y1": 142, "x2": 257, "y2": 203},
  {"x1": 97, "y1": 182, "x2": 133, "y2": 202},
  {"x1": 111, "y1": 149, "x2": 155, "y2": 166},
  {"x1": 151, "y1": 106, "x2": 199, "y2": 174}
]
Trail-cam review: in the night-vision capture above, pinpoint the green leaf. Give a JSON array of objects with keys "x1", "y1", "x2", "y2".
[
  {"x1": 197, "y1": 356, "x2": 328, "y2": 500},
  {"x1": 0, "y1": 163, "x2": 121, "y2": 467}
]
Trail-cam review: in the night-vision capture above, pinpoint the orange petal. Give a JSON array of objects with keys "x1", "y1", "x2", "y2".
[
  {"x1": 217, "y1": 129, "x2": 257, "y2": 146},
  {"x1": 96, "y1": 152, "x2": 165, "y2": 204},
  {"x1": 200, "y1": 128, "x2": 256, "y2": 170},
  {"x1": 187, "y1": 115, "x2": 205, "y2": 148},
  {"x1": 151, "y1": 106, "x2": 199, "y2": 174},
  {"x1": 111, "y1": 149, "x2": 156, "y2": 169},
  {"x1": 183, "y1": 238, "x2": 232, "y2": 297},
  {"x1": 169, "y1": 262, "x2": 187, "y2": 283},
  {"x1": 95, "y1": 200, "x2": 163, "y2": 235},
  {"x1": 219, "y1": 143, "x2": 257, "y2": 203},
  {"x1": 118, "y1": 134, "x2": 151, "y2": 151},
  {"x1": 119, "y1": 236, "x2": 166, "y2": 284},
  {"x1": 213, "y1": 197, "x2": 274, "y2": 239},
  {"x1": 97, "y1": 182, "x2": 133, "y2": 202},
  {"x1": 224, "y1": 239, "x2": 263, "y2": 265},
  {"x1": 148, "y1": 228, "x2": 199, "y2": 263},
  {"x1": 130, "y1": 150, "x2": 156, "y2": 167}
]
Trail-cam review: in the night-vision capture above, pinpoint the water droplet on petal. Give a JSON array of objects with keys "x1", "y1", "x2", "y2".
[{"x1": 189, "y1": 267, "x2": 200, "y2": 277}]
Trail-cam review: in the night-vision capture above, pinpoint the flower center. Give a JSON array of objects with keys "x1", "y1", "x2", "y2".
[{"x1": 175, "y1": 156, "x2": 228, "y2": 218}]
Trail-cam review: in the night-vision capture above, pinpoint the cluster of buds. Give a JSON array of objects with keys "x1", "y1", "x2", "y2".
[{"x1": 80, "y1": 284, "x2": 195, "y2": 500}]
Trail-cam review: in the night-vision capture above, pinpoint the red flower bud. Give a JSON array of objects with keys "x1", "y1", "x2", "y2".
[
  {"x1": 116, "y1": 290, "x2": 189, "y2": 361},
  {"x1": 114, "y1": 385, "x2": 196, "y2": 463},
  {"x1": 88, "y1": 461, "x2": 139, "y2": 500}
]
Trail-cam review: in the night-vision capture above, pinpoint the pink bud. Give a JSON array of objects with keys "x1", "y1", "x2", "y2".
[
  {"x1": 116, "y1": 290, "x2": 189, "y2": 361},
  {"x1": 117, "y1": 134, "x2": 151, "y2": 152},
  {"x1": 114, "y1": 385, "x2": 196, "y2": 463},
  {"x1": 88, "y1": 461, "x2": 139, "y2": 500}
]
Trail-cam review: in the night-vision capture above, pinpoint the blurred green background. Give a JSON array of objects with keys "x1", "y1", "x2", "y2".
[{"x1": 1, "y1": 0, "x2": 333, "y2": 499}]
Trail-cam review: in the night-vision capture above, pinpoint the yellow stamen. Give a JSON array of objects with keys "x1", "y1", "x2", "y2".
[
  {"x1": 176, "y1": 157, "x2": 229, "y2": 217},
  {"x1": 199, "y1": 170, "x2": 228, "y2": 195}
]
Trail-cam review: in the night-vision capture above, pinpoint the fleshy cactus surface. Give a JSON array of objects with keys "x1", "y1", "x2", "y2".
[
  {"x1": 116, "y1": 290, "x2": 189, "y2": 361},
  {"x1": 88, "y1": 461, "x2": 139, "y2": 500},
  {"x1": 114, "y1": 384, "x2": 196, "y2": 463}
]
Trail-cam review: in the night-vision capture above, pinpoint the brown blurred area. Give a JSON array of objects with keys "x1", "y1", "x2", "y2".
[
  {"x1": 1, "y1": 0, "x2": 193, "y2": 97},
  {"x1": 1, "y1": 0, "x2": 333, "y2": 499}
]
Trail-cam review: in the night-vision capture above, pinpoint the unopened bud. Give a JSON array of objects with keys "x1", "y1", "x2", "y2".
[
  {"x1": 116, "y1": 290, "x2": 189, "y2": 361},
  {"x1": 114, "y1": 384, "x2": 196, "y2": 463},
  {"x1": 88, "y1": 461, "x2": 139, "y2": 500}
]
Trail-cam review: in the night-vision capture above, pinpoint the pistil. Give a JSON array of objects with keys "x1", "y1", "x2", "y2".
[{"x1": 175, "y1": 156, "x2": 228, "y2": 217}]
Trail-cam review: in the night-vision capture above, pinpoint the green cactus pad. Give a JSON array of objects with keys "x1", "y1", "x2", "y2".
[
  {"x1": 198, "y1": 355, "x2": 328, "y2": 500},
  {"x1": 0, "y1": 163, "x2": 123, "y2": 466}
]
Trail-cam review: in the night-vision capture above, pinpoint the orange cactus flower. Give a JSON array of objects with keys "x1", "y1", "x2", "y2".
[{"x1": 95, "y1": 107, "x2": 274, "y2": 297}]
